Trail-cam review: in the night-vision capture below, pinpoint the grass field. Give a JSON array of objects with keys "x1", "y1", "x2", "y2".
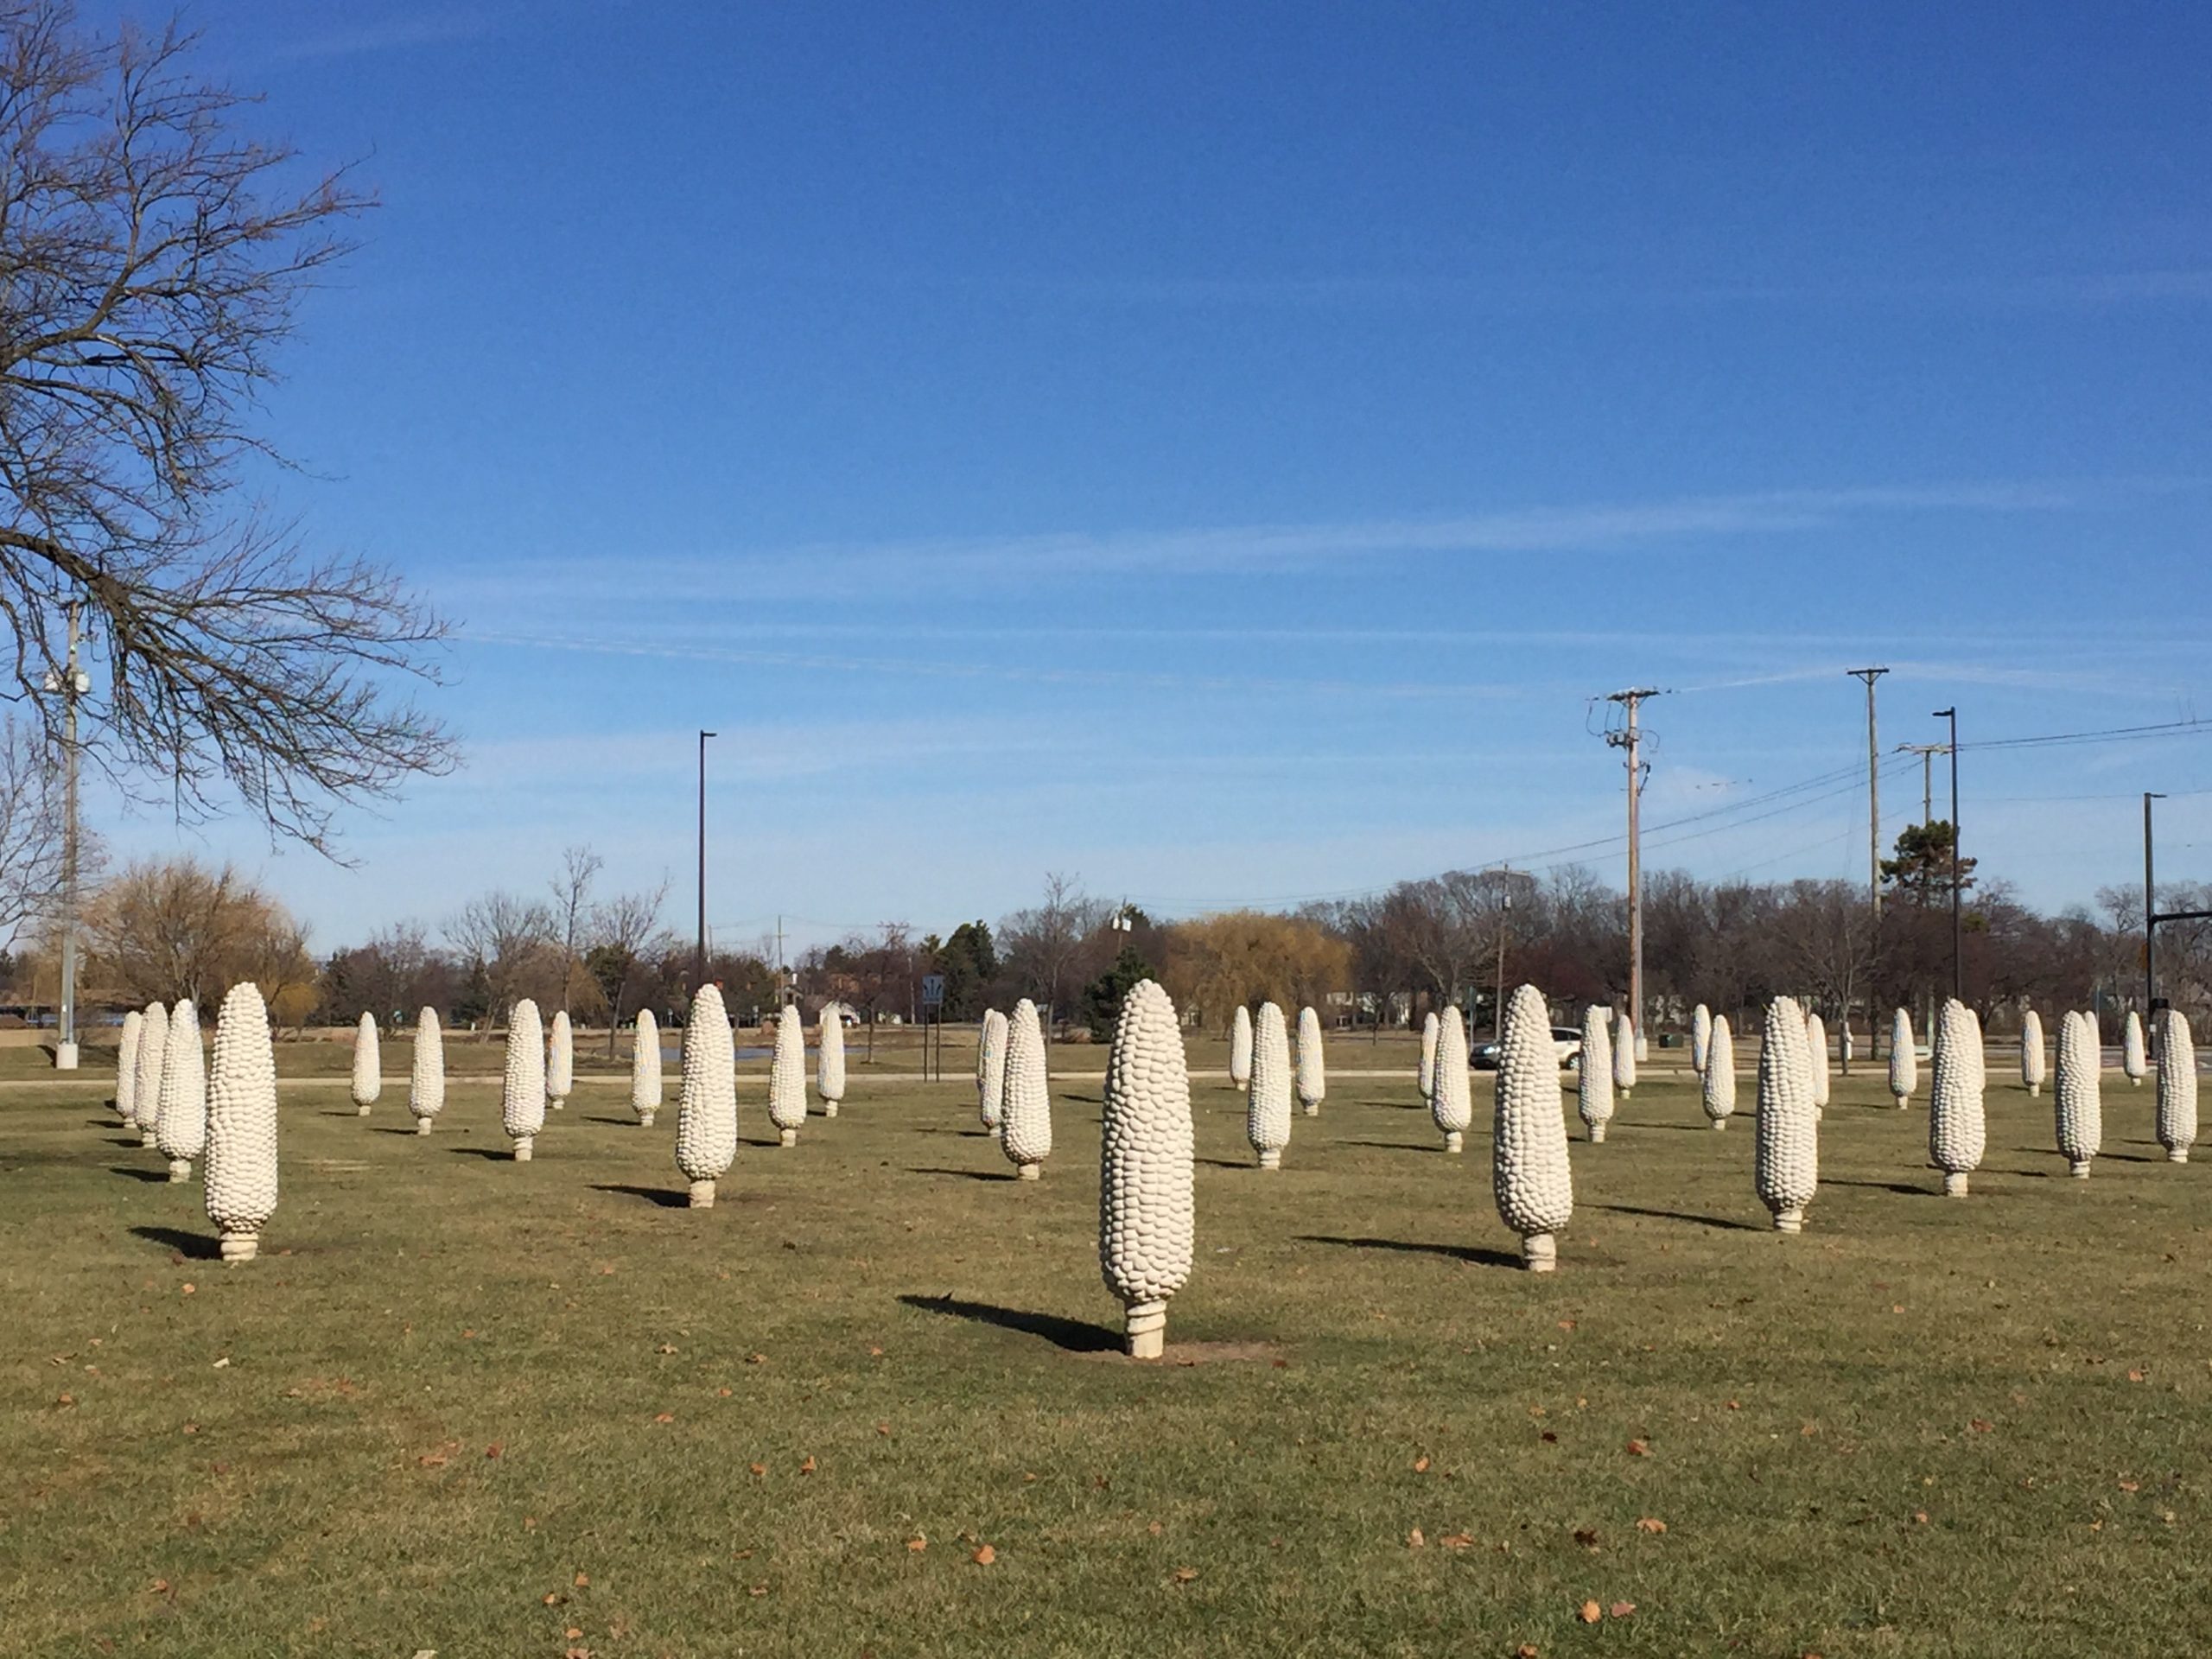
[{"x1": 3, "y1": 1047, "x2": 2209, "y2": 1657}]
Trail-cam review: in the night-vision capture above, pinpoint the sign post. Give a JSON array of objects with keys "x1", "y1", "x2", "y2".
[{"x1": 921, "y1": 974, "x2": 946, "y2": 1083}]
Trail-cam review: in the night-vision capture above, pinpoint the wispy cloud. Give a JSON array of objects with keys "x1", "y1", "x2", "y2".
[{"x1": 267, "y1": 9, "x2": 495, "y2": 64}]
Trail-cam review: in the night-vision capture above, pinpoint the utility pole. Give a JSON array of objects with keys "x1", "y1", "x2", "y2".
[
  {"x1": 1933, "y1": 708, "x2": 1961, "y2": 1000},
  {"x1": 695, "y1": 730, "x2": 715, "y2": 996},
  {"x1": 1605, "y1": 690, "x2": 1660, "y2": 1052},
  {"x1": 1897, "y1": 742, "x2": 1948, "y2": 826},
  {"x1": 2145, "y1": 791, "x2": 2164, "y2": 1019},
  {"x1": 1847, "y1": 670, "x2": 1888, "y2": 919},
  {"x1": 1494, "y1": 885, "x2": 1513, "y2": 1043},
  {"x1": 45, "y1": 604, "x2": 87, "y2": 1070}
]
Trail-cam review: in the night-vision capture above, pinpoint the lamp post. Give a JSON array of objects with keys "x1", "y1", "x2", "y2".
[
  {"x1": 41, "y1": 604, "x2": 88, "y2": 1070},
  {"x1": 2145, "y1": 791, "x2": 2164, "y2": 1018},
  {"x1": 695, "y1": 730, "x2": 715, "y2": 996},
  {"x1": 1932, "y1": 707, "x2": 1961, "y2": 1000}
]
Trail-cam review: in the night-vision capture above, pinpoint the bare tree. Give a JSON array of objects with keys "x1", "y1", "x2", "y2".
[
  {"x1": 446, "y1": 891, "x2": 559, "y2": 1028},
  {"x1": 79, "y1": 855, "x2": 311, "y2": 1012},
  {"x1": 587, "y1": 879, "x2": 672, "y2": 1056},
  {"x1": 0, "y1": 715, "x2": 62, "y2": 944},
  {"x1": 0, "y1": 5, "x2": 451, "y2": 852},
  {"x1": 998, "y1": 872, "x2": 1110, "y2": 1033},
  {"x1": 549, "y1": 845, "x2": 603, "y2": 1014}
]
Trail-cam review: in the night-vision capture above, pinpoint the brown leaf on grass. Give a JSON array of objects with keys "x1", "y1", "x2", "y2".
[
  {"x1": 717, "y1": 1388, "x2": 733, "y2": 1398},
  {"x1": 1625, "y1": 1439, "x2": 1650, "y2": 1456},
  {"x1": 1572, "y1": 1528, "x2": 1599, "y2": 1550},
  {"x1": 1407, "y1": 1529, "x2": 1425, "y2": 1548},
  {"x1": 656, "y1": 1344, "x2": 677, "y2": 1355},
  {"x1": 1413, "y1": 1456, "x2": 1431, "y2": 1473},
  {"x1": 652, "y1": 1413, "x2": 674, "y2": 1425},
  {"x1": 747, "y1": 1583, "x2": 768, "y2": 1597},
  {"x1": 869, "y1": 1345, "x2": 885, "y2": 1357},
  {"x1": 181, "y1": 1283, "x2": 196, "y2": 1295},
  {"x1": 565, "y1": 1628, "x2": 583, "y2": 1640},
  {"x1": 485, "y1": 1443, "x2": 503, "y2": 1459},
  {"x1": 1577, "y1": 1601, "x2": 1602, "y2": 1624},
  {"x1": 798, "y1": 1456, "x2": 817, "y2": 1475},
  {"x1": 1610, "y1": 1602, "x2": 1636, "y2": 1618},
  {"x1": 1516, "y1": 1647, "x2": 1541, "y2": 1658},
  {"x1": 2128, "y1": 1369, "x2": 2146, "y2": 1383},
  {"x1": 1725, "y1": 1400, "x2": 1740, "y2": 1411},
  {"x1": 746, "y1": 1353, "x2": 767, "y2": 1365},
  {"x1": 1636, "y1": 1517, "x2": 1667, "y2": 1535},
  {"x1": 906, "y1": 1535, "x2": 927, "y2": 1553},
  {"x1": 1912, "y1": 1511, "x2": 1929, "y2": 1525},
  {"x1": 748, "y1": 1463, "x2": 766, "y2": 1478},
  {"x1": 1557, "y1": 1319, "x2": 1576, "y2": 1332},
  {"x1": 1147, "y1": 1521, "x2": 1163, "y2": 1537},
  {"x1": 573, "y1": 1572, "x2": 589, "y2": 1587},
  {"x1": 1438, "y1": 1532, "x2": 1475, "y2": 1550},
  {"x1": 149, "y1": 1580, "x2": 170, "y2": 1594},
  {"x1": 1539, "y1": 1431, "x2": 1558, "y2": 1444},
  {"x1": 416, "y1": 1453, "x2": 448, "y2": 1469},
  {"x1": 1170, "y1": 1567, "x2": 1199, "y2": 1584},
  {"x1": 541, "y1": 1592, "x2": 564, "y2": 1606},
  {"x1": 972, "y1": 1544, "x2": 996, "y2": 1566},
  {"x1": 1968, "y1": 1419, "x2": 1993, "y2": 1433},
  {"x1": 2120, "y1": 1479, "x2": 2141, "y2": 1493},
  {"x1": 876, "y1": 1423, "x2": 892, "y2": 1437}
]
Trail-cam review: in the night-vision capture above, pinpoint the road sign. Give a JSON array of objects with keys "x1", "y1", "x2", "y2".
[{"x1": 921, "y1": 974, "x2": 946, "y2": 1007}]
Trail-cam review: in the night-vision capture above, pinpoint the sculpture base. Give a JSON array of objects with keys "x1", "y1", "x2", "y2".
[
  {"x1": 689, "y1": 1179, "x2": 716, "y2": 1209},
  {"x1": 550, "y1": 1097, "x2": 564, "y2": 1111},
  {"x1": 778, "y1": 1128, "x2": 798, "y2": 1147},
  {"x1": 1522, "y1": 1233, "x2": 1557, "y2": 1273},
  {"x1": 140, "y1": 1128, "x2": 156, "y2": 1147},
  {"x1": 1943, "y1": 1171, "x2": 1968, "y2": 1196},
  {"x1": 167, "y1": 1160, "x2": 190, "y2": 1183},
  {"x1": 2069, "y1": 1160, "x2": 2091, "y2": 1178},
  {"x1": 1257, "y1": 1148, "x2": 1281, "y2": 1170},
  {"x1": 2028, "y1": 1084, "x2": 2041, "y2": 1098},
  {"x1": 2131, "y1": 1077, "x2": 2144, "y2": 1088},
  {"x1": 1814, "y1": 1106, "x2": 1824, "y2": 1121},
  {"x1": 1301, "y1": 1102, "x2": 1319, "y2": 1116},
  {"x1": 1017, "y1": 1163, "x2": 1039, "y2": 1180},
  {"x1": 1709, "y1": 1117, "x2": 1726, "y2": 1130},
  {"x1": 637, "y1": 1109, "x2": 656, "y2": 1128},
  {"x1": 219, "y1": 1230, "x2": 258, "y2": 1264},
  {"x1": 1124, "y1": 1300, "x2": 1166, "y2": 1360},
  {"x1": 1618, "y1": 1088, "x2": 1631, "y2": 1103},
  {"x1": 356, "y1": 1104, "x2": 371, "y2": 1116},
  {"x1": 822, "y1": 1101, "x2": 839, "y2": 1118},
  {"x1": 54, "y1": 1041, "x2": 78, "y2": 1071},
  {"x1": 1772, "y1": 1206, "x2": 1804, "y2": 1233},
  {"x1": 416, "y1": 1117, "x2": 433, "y2": 1135},
  {"x1": 1443, "y1": 1131, "x2": 1462, "y2": 1154},
  {"x1": 512, "y1": 1137, "x2": 534, "y2": 1162},
  {"x1": 1896, "y1": 1098, "x2": 1909, "y2": 1109},
  {"x1": 1587, "y1": 1122, "x2": 1607, "y2": 1143},
  {"x1": 2168, "y1": 1147, "x2": 2190, "y2": 1164}
]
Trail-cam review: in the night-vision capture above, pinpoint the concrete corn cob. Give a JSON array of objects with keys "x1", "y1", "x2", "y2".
[
  {"x1": 674, "y1": 984, "x2": 736, "y2": 1205},
  {"x1": 1001, "y1": 999, "x2": 1052, "y2": 1177},
  {"x1": 977, "y1": 1008, "x2": 1008, "y2": 1131},
  {"x1": 114, "y1": 1009, "x2": 142, "y2": 1122},
  {"x1": 408, "y1": 1007, "x2": 445, "y2": 1132},
  {"x1": 154, "y1": 999, "x2": 207, "y2": 1182},
  {"x1": 1889, "y1": 1008, "x2": 1917, "y2": 1107},
  {"x1": 133, "y1": 1001, "x2": 168, "y2": 1146},
  {"x1": 1430, "y1": 1005, "x2": 1471, "y2": 1153},
  {"x1": 1700, "y1": 1015, "x2": 1736, "y2": 1128},
  {"x1": 768, "y1": 1006, "x2": 807, "y2": 1145},
  {"x1": 1295, "y1": 1006, "x2": 1326, "y2": 1116},
  {"x1": 202, "y1": 982, "x2": 277, "y2": 1262},
  {"x1": 1755, "y1": 995, "x2": 1818, "y2": 1231},
  {"x1": 1493, "y1": 983, "x2": 1574, "y2": 1271},
  {"x1": 1099, "y1": 979, "x2": 1195, "y2": 1359},
  {"x1": 1246, "y1": 1001, "x2": 1292, "y2": 1168},
  {"x1": 1577, "y1": 1006, "x2": 1614, "y2": 1142},
  {"x1": 1805, "y1": 1011, "x2": 1829, "y2": 1117},
  {"x1": 2020, "y1": 1010, "x2": 2046, "y2": 1096},
  {"x1": 2054, "y1": 1009, "x2": 2102, "y2": 1177},
  {"x1": 1929, "y1": 998, "x2": 1986, "y2": 1194},
  {"x1": 1230, "y1": 1004, "x2": 1254, "y2": 1092},
  {"x1": 1417, "y1": 1010, "x2": 1438, "y2": 1098},
  {"x1": 350, "y1": 1011, "x2": 379, "y2": 1115},
  {"x1": 1691, "y1": 1003, "x2": 1712, "y2": 1077},
  {"x1": 2157, "y1": 1010, "x2": 2197, "y2": 1163},
  {"x1": 631, "y1": 1009, "x2": 663, "y2": 1126},
  {"x1": 547, "y1": 1009, "x2": 574, "y2": 1110},
  {"x1": 2123, "y1": 1010, "x2": 2147, "y2": 1086},
  {"x1": 1612, "y1": 1014, "x2": 1637, "y2": 1098},
  {"x1": 501, "y1": 999, "x2": 547, "y2": 1160},
  {"x1": 817, "y1": 1007, "x2": 846, "y2": 1116}
]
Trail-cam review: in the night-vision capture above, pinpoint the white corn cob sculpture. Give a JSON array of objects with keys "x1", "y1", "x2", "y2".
[
  {"x1": 631, "y1": 1009, "x2": 663, "y2": 1126},
  {"x1": 1417, "y1": 1009, "x2": 1438, "y2": 1098},
  {"x1": 1246, "y1": 1001, "x2": 1292, "y2": 1168},
  {"x1": 1295, "y1": 1006, "x2": 1326, "y2": 1116},
  {"x1": 2157, "y1": 1010, "x2": 2197, "y2": 1163},
  {"x1": 1230, "y1": 1004, "x2": 1254, "y2": 1092},
  {"x1": 2123, "y1": 1010, "x2": 2148, "y2": 1087},
  {"x1": 1755, "y1": 995, "x2": 1818, "y2": 1231},
  {"x1": 1700, "y1": 1015, "x2": 1736, "y2": 1128},
  {"x1": 1888, "y1": 1008, "x2": 1917, "y2": 1108},
  {"x1": 1493, "y1": 983, "x2": 1574, "y2": 1272},
  {"x1": 1804, "y1": 1011, "x2": 1830, "y2": 1118},
  {"x1": 1612, "y1": 1013, "x2": 1637, "y2": 1099},
  {"x1": 133, "y1": 1001, "x2": 169, "y2": 1146},
  {"x1": 673, "y1": 984, "x2": 736, "y2": 1205},
  {"x1": 1577, "y1": 1006, "x2": 1614, "y2": 1142},
  {"x1": 203, "y1": 982, "x2": 277, "y2": 1263},
  {"x1": 1929, "y1": 998, "x2": 1986, "y2": 1195},
  {"x1": 1099, "y1": 979, "x2": 1195, "y2": 1359},
  {"x1": 350, "y1": 1011, "x2": 380, "y2": 1116},
  {"x1": 1691, "y1": 1003, "x2": 1713, "y2": 1077},
  {"x1": 817, "y1": 1007, "x2": 847, "y2": 1116},
  {"x1": 501, "y1": 999, "x2": 548, "y2": 1160},
  {"x1": 547, "y1": 1009, "x2": 574, "y2": 1110},
  {"x1": 154, "y1": 999, "x2": 207, "y2": 1183},
  {"x1": 408, "y1": 1007, "x2": 445, "y2": 1133},
  {"x1": 768, "y1": 1005, "x2": 807, "y2": 1145},
  {"x1": 2053, "y1": 1009, "x2": 2102, "y2": 1177},
  {"x1": 114, "y1": 1009, "x2": 143, "y2": 1122},
  {"x1": 977, "y1": 1008, "x2": 1008, "y2": 1131},
  {"x1": 2020, "y1": 1010, "x2": 2046, "y2": 1096},
  {"x1": 1001, "y1": 998, "x2": 1052, "y2": 1177},
  {"x1": 1430, "y1": 1005, "x2": 1471, "y2": 1153}
]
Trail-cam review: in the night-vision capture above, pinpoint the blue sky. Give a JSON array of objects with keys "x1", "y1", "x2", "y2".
[{"x1": 86, "y1": 1, "x2": 2212, "y2": 954}]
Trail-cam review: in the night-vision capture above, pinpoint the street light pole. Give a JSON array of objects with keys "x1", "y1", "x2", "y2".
[
  {"x1": 695, "y1": 729, "x2": 715, "y2": 995},
  {"x1": 51, "y1": 603, "x2": 86, "y2": 1070},
  {"x1": 2145, "y1": 791, "x2": 2165, "y2": 1016},
  {"x1": 1933, "y1": 708, "x2": 1961, "y2": 1000}
]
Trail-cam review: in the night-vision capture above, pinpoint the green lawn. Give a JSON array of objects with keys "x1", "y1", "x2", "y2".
[{"x1": 2, "y1": 1052, "x2": 2205, "y2": 1656}]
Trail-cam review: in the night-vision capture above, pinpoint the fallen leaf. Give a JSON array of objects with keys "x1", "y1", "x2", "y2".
[
  {"x1": 2128, "y1": 1369, "x2": 2146, "y2": 1383},
  {"x1": 972, "y1": 1544, "x2": 996, "y2": 1566},
  {"x1": 1626, "y1": 1439, "x2": 1650, "y2": 1457},
  {"x1": 1171, "y1": 1567, "x2": 1199, "y2": 1584},
  {"x1": 876, "y1": 1422, "x2": 891, "y2": 1437},
  {"x1": 1413, "y1": 1455, "x2": 1431, "y2": 1473},
  {"x1": 1539, "y1": 1431, "x2": 1558, "y2": 1444},
  {"x1": 416, "y1": 1453, "x2": 448, "y2": 1469},
  {"x1": 747, "y1": 1584, "x2": 768, "y2": 1597},
  {"x1": 652, "y1": 1413, "x2": 674, "y2": 1425},
  {"x1": 1438, "y1": 1532, "x2": 1474, "y2": 1550},
  {"x1": 1407, "y1": 1529, "x2": 1425, "y2": 1548},
  {"x1": 1969, "y1": 1419, "x2": 1993, "y2": 1433},
  {"x1": 1610, "y1": 1601, "x2": 1637, "y2": 1618},
  {"x1": 181, "y1": 1284, "x2": 196, "y2": 1296},
  {"x1": 906, "y1": 1535, "x2": 928, "y2": 1553},
  {"x1": 485, "y1": 1443, "x2": 503, "y2": 1459},
  {"x1": 869, "y1": 1345, "x2": 885, "y2": 1357},
  {"x1": 1557, "y1": 1319, "x2": 1576, "y2": 1332},
  {"x1": 573, "y1": 1572, "x2": 589, "y2": 1587},
  {"x1": 1725, "y1": 1400, "x2": 1740, "y2": 1411},
  {"x1": 747, "y1": 1353, "x2": 767, "y2": 1365},
  {"x1": 1578, "y1": 1601, "x2": 1602, "y2": 1624},
  {"x1": 2120, "y1": 1479, "x2": 2141, "y2": 1493},
  {"x1": 565, "y1": 1629, "x2": 583, "y2": 1641},
  {"x1": 150, "y1": 1580, "x2": 170, "y2": 1594},
  {"x1": 1516, "y1": 1647, "x2": 1541, "y2": 1659},
  {"x1": 717, "y1": 1388, "x2": 732, "y2": 1397},
  {"x1": 1636, "y1": 1516, "x2": 1667, "y2": 1535},
  {"x1": 748, "y1": 1462, "x2": 766, "y2": 1478},
  {"x1": 541, "y1": 1592, "x2": 564, "y2": 1606},
  {"x1": 798, "y1": 1456, "x2": 817, "y2": 1475},
  {"x1": 1572, "y1": 1528, "x2": 1599, "y2": 1550},
  {"x1": 1912, "y1": 1511, "x2": 1929, "y2": 1525}
]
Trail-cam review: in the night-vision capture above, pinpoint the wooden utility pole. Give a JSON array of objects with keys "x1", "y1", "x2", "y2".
[{"x1": 1605, "y1": 690, "x2": 1660, "y2": 1052}]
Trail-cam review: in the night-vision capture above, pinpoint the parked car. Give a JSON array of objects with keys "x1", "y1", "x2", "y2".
[{"x1": 1471, "y1": 1027, "x2": 1583, "y2": 1071}]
